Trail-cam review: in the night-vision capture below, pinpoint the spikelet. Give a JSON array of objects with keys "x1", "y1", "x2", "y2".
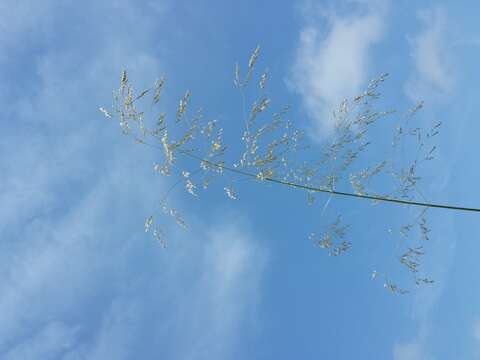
[
  {"x1": 224, "y1": 187, "x2": 238, "y2": 200},
  {"x1": 99, "y1": 107, "x2": 112, "y2": 118}
]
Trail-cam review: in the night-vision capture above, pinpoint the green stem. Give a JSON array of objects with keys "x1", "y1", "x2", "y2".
[{"x1": 178, "y1": 150, "x2": 480, "y2": 213}]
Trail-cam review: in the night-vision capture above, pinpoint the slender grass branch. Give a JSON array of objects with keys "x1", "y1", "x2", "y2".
[{"x1": 140, "y1": 141, "x2": 480, "y2": 213}]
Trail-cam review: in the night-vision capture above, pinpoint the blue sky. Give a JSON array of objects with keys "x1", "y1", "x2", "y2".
[{"x1": 2, "y1": 0, "x2": 480, "y2": 359}]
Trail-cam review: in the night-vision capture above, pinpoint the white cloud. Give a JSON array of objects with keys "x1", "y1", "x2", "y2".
[
  {"x1": 391, "y1": 213, "x2": 456, "y2": 360},
  {"x1": 0, "y1": 2, "x2": 267, "y2": 359},
  {"x1": 290, "y1": 1, "x2": 385, "y2": 137},
  {"x1": 393, "y1": 9, "x2": 458, "y2": 357},
  {"x1": 4, "y1": 321, "x2": 79, "y2": 360},
  {"x1": 393, "y1": 337, "x2": 425, "y2": 360},
  {"x1": 405, "y1": 6, "x2": 454, "y2": 101},
  {"x1": 176, "y1": 223, "x2": 266, "y2": 360},
  {"x1": 0, "y1": 0, "x2": 165, "y2": 234},
  {"x1": 0, "y1": 0, "x2": 55, "y2": 57},
  {"x1": 0, "y1": 162, "x2": 267, "y2": 359},
  {"x1": 472, "y1": 319, "x2": 480, "y2": 359},
  {"x1": 474, "y1": 320, "x2": 480, "y2": 342}
]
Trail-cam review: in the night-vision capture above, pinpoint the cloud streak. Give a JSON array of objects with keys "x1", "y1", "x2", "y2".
[
  {"x1": 405, "y1": 6, "x2": 454, "y2": 101},
  {"x1": 290, "y1": 1, "x2": 385, "y2": 137},
  {"x1": 0, "y1": 1, "x2": 267, "y2": 359}
]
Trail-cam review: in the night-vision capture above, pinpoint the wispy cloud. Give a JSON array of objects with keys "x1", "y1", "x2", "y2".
[
  {"x1": 405, "y1": 6, "x2": 454, "y2": 101},
  {"x1": 393, "y1": 334, "x2": 425, "y2": 360},
  {"x1": 392, "y1": 7, "x2": 458, "y2": 358},
  {"x1": 1, "y1": 170, "x2": 267, "y2": 359},
  {"x1": 391, "y1": 213, "x2": 456, "y2": 360},
  {"x1": 4, "y1": 321, "x2": 79, "y2": 360},
  {"x1": 82, "y1": 219, "x2": 267, "y2": 360},
  {"x1": 182, "y1": 224, "x2": 266, "y2": 359},
  {"x1": 0, "y1": 0, "x2": 267, "y2": 359},
  {"x1": 474, "y1": 320, "x2": 480, "y2": 342},
  {"x1": 289, "y1": 0, "x2": 386, "y2": 137}
]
